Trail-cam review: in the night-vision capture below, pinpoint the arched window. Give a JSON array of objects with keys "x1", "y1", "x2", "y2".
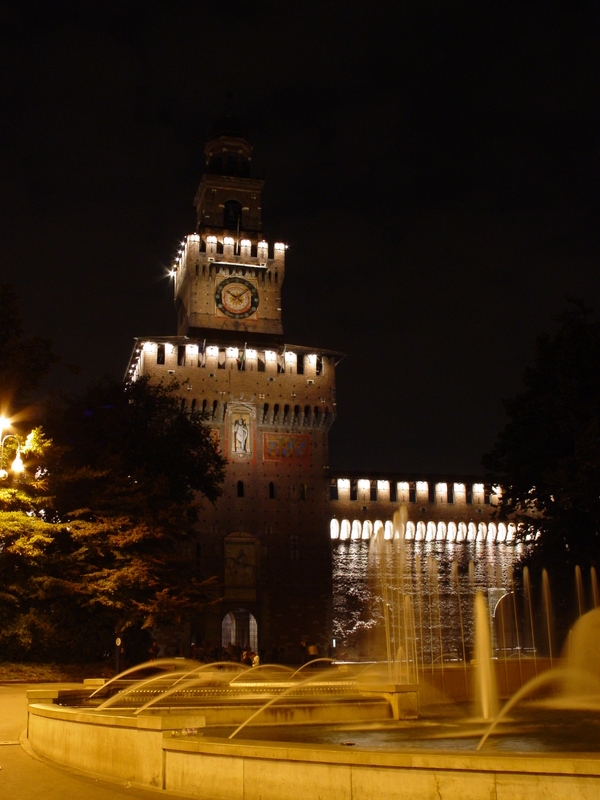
[
  {"x1": 405, "y1": 521, "x2": 415, "y2": 540},
  {"x1": 269, "y1": 482, "x2": 276, "y2": 499},
  {"x1": 191, "y1": 398, "x2": 196, "y2": 411},
  {"x1": 426, "y1": 521, "x2": 436, "y2": 541},
  {"x1": 467, "y1": 522, "x2": 477, "y2": 542},
  {"x1": 447, "y1": 522, "x2": 457, "y2": 542},
  {"x1": 437, "y1": 521, "x2": 447, "y2": 541},
  {"x1": 384, "y1": 520, "x2": 394, "y2": 540},
  {"x1": 330, "y1": 519, "x2": 340, "y2": 539},
  {"x1": 263, "y1": 403, "x2": 269, "y2": 423},
  {"x1": 223, "y1": 199, "x2": 242, "y2": 230},
  {"x1": 362, "y1": 520, "x2": 373, "y2": 540},
  {"x1": 351, "y1": 520, "x2": 361, "y2": 540},
  {"x1": 477, "y1": 523, "x2": 487, "y2": 542},
  {"x1": 340, "y1": 519, "x2": 351, "y2": 540},
  {"x1": 237, "y1": 480, "x2": 244, "y2": 498}
]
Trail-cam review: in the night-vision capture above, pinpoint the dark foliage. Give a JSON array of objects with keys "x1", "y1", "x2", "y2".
[{"x1": 483, "y1": 303, "x2": 600, "y2": 573}]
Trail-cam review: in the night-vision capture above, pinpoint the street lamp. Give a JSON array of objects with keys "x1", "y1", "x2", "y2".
[{"x1": 0, "y1": 417, "x2": 25, "y2": 479}]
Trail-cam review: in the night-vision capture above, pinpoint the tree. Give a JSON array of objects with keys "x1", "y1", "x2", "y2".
[
  {"x1": 483, "y1": 303, "x2": 600, "y2": 572},
  {"x1": 0, "y1": 377, "x2": 226, "y2": 662}
]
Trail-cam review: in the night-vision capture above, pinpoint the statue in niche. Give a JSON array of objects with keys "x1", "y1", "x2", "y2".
[{"x1": 234, "y1": 417, "x2": 248, "y2": 452}]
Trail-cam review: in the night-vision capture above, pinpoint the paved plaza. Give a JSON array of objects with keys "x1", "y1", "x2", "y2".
[{"x1": 0, "y1": 685, "x2": 181, "y2": 799}]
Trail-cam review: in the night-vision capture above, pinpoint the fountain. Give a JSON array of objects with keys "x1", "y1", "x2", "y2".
[{"x1": 25, "y1": 515, "x2": 600, "y2": 799}]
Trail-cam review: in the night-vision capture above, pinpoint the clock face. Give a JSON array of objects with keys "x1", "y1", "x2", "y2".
[{"x1": 215, "y1": 277, "x2": 259, "y2": 319}]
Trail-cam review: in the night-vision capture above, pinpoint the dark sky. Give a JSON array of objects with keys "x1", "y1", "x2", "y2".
[{"x1": 1, "y1": 1, "x2": 599, "y2": 475}]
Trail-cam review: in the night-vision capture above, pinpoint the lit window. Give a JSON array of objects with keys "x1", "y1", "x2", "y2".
[
  {"x1": 206, "y1": 346, "x2": 219, "y2": 358},
  {"x1": 246, "y1": 349, "x2": 257, "y2": 360},
  {"x1": 265, "y1": 350, "x2": 277, "y2": 362},
  {"x1": 358, "y1": 479, "x2": 370, "y2": 491},
  {"x1": 226, "y1": 347, "x2": 238, "y2": 359},
  {"x1": 416, "y1": 481, "x2": 428, "y2": 494}
]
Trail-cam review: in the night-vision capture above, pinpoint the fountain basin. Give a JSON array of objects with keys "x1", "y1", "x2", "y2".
[{"x1": 27, "y1": 693, "x2": 600, "y2": 800}]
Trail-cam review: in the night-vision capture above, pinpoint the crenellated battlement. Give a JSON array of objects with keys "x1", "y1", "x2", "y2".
[{"x1": 171, "y1": 233, "x2": 286, "y2": 285}]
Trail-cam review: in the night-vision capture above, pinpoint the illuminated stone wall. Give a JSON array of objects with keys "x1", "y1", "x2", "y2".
[{"x1": 131, "y1": 337, "x2": 339, "y2": 661}]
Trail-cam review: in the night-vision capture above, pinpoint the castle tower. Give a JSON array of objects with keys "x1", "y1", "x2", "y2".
[{"x1": 127, "y1": 118, "x2": 341, "y2": 660}]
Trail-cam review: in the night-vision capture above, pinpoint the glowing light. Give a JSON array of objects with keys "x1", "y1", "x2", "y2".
[
  {"x1": 416, "y1": 481, "x2": 428, "y2": 493},
  {"x1": 330, "y1": 519, "x2": 340, "y2": 540},
  {"x1": 274, "y1": 242, "x2": 285, "y2": 251},
  {"x1": 358, "y1": 479, "x2": 370, "y2": 491},
  {"x1": 265, "y1": 350, "x2": 277, "y2": 362},
  {"x1": 351, "y1": 520, "x2": 361, "y2": 540},
  {"x1": 206, "y1": 346, "x2": 219, "y2": 358},
  {"x1": 473, "y1": 483, "x2": 484, "y2": 494},
  {"x1": 187, "y1": 345, "x2": 198, "y2": 355},
  {"x1": 306, "y1": 353, "x2": 317, "y2": 366},
  {"x1": 398, "y1": 481, "x2": 409, "y2": 492},
  {"x1": 436, "y1": 482, "x2": 447, "y2": 493},
  {"x1": 340, "y1": 520, "x2": 351, "y2": 540},
  {"x1": 241, "y1": 238, "x2": 251, "y2": 247},
  {"x1": 284, "y1": 351, "x2": 297, "y2": 362},
  {"x1": 246, "y1": 349, "x2": 257, "y2": 360},
  {"x1": 454, "y1": 483, "x2": 465, "y2": 496},
  {"x1": 226, "y1": 347, "x2": 238, "y2": 358},
  {"x1": 206, "y1": 236, "x2": 217, "y2": 244},
  {"x1": 337, "y1": 478, "x2": 350, "y2": 490},
  {"x1": 362, "y1": 520, "x2": 373, "y2": 540},
  {"x1": 224, "y1": 236, "x2": 234, "y2": 245},
  {"x1": 11, "y1": 452, "x2": 23, "y2": 473},
  {"x1": 377, "y1": 480, "x2": 389, "y2": 492},
  {"x1": 0, "y1": 415, "x2": 10, "y2": 433}
]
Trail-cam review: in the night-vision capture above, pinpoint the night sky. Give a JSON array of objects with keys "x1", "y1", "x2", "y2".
[{"x1": 2, "y1": 2, "x2": 598, "y2": 476}]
